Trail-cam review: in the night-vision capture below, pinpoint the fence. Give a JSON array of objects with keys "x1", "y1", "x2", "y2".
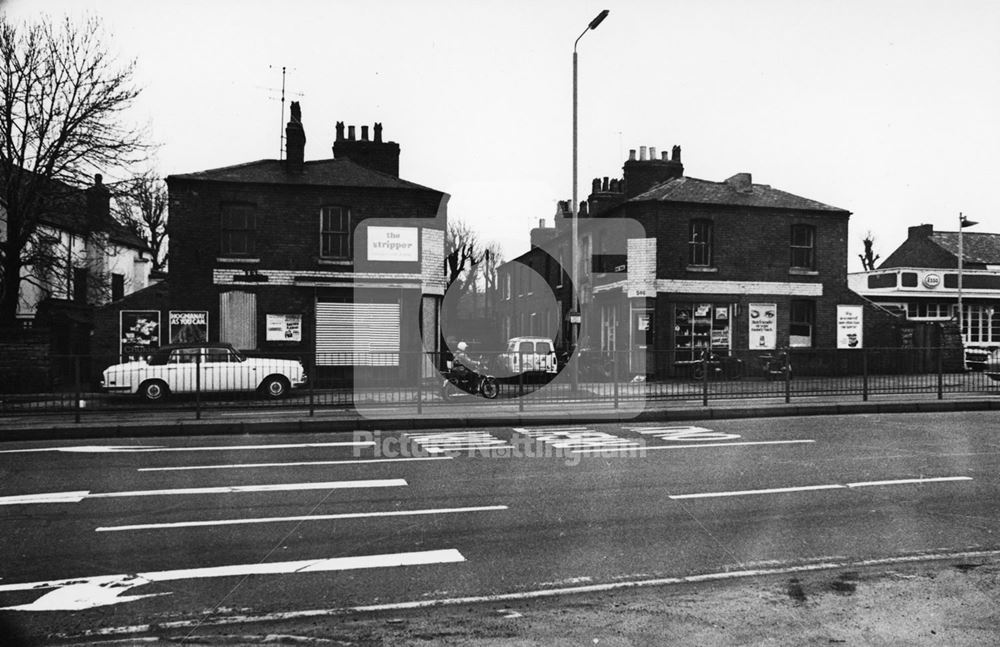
[{"x1": 0, "y1": 346, "x2": 996, "y2": 422}]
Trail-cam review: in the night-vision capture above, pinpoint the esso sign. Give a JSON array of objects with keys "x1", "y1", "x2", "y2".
[{"x1": 923, "y1": 273, "x2": 941, "y2": 289}]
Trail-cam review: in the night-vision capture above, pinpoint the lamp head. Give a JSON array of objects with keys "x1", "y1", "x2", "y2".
[{"x1": 589, "y1": 10, "x2": 610, "y2": 30}]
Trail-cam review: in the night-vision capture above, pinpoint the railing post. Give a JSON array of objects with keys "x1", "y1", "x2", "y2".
[
  {"x1": 862, "y1": 347, "x2": 869, "y2": 401},
  {"x1": 784, "y1": 349, "x2": 792, "y2": 404},
  {"x1": 195, "y1": 350, "x2": 202, "y2": 420},
  {"x1": 416, "y1": 352, "x2": 423, "y2": 415},
  {"x1": 518, "y1": 351, "x2": 525, "y2": 413},
  {"x1": 613, "y1": 350, "x2": 619, "y2": 410},
  {"x1": 74, "y1": 355, "x2": 81, "y2": 424},
  {"x1": 309, "y1": 352, "x2": 315, "y2": 416},
  {"x1": 937, "y1": 344, "x2": 944, "y2": 400},
  {"x1": 702, "y1": 351, "x2": 709, "y2": 407}
]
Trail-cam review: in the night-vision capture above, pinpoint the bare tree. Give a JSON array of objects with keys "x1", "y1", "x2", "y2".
[
  {"x1": 0, "y1": 15, "x2": 147, "y2": 324},
  {"x1": 444, "y1": 218, "x2": 483, "y2": 296},
  {"x1": 112, "y1": 171, "x2": 168, "y2": 272},
  {"x1": 859, "y1": 231, "x2": 880, "y2": 271}
]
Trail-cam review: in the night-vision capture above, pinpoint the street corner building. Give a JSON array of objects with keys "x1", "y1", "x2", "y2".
[
  {"x1": 497, "y1": 144, "x2": 898, "y2": 379},
  {"x1": 93, "y1": 104, "x2": 449, "y2": 385}
]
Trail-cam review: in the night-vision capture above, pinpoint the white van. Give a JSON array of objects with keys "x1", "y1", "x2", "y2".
[{"x1": 495, "y1": 336, "x2": 558, "y2": 380}]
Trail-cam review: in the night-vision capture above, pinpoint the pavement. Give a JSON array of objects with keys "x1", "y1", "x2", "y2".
[{"x1": 3, "y1": 387, "x2": 1000, "y2": 441}]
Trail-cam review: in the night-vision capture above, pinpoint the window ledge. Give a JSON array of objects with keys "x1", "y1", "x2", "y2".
[
  {"x1": 686, "y1": 265, "x2": 718, "y2": 273},
  {"x1": 217, "y1": 257, "x2": 260, "y2": 264},
  {"x1": 317, "y1": 259, "x2": 353, "y2": 266},
  {"x1": 789, "y1": 268, "x2": 819, "y2": 276}
]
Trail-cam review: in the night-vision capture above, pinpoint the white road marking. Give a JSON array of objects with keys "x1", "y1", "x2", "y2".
[
  {"x1": 0, "y1": 549, "x2": 465, "y2": 611},
  {"x1": 0, "y1": 479, "x2": 406, "y2": 506},
  {"x1": 406, "y1": 431, "x2": 510, "y2": 454},
  {"x1": 669, "y1": 476, "x2": 972, "y2": 500},
  {"x1": 55, "y1": 549, "x2": 1000, "y2": 636},
  {"x1": 572, "y1": 440, "x2": 816, "y2": 454},
  {"x1": 95, "y1": 505, "x2": 509, "y2": 532},
  {"x1": 625, "y1": 425, "x2": 742, "y2": 442},
  {"x1": 0, "y1": 441, "x2": 374, "y2": 454},
  {"x1": 513, "y1": 426, "x2": 642, "y2": 450},
  {"x1": 138, "y1": 456, "x2": 452, "y2": 472}
]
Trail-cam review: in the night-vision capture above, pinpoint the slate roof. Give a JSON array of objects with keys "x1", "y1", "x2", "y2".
[
  {"x1": 929, "y1": 231, "x2": 1000, "y2": 265},
  {"x1": 630, "y1": 175, "x2": 848, "y2": 213},
  {"x1": 167, "y1": 158, "x2": 439, "y2": 193}
]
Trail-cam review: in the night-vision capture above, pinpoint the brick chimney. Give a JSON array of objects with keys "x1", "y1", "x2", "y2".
[
  {"x1": 908, "y1": 224, "x2": 934, "y2": 240},
  {"x1": 724, "y1": 172, "x2": 753, "y2": 194},
  {"x1": 333, "y1": 121, "x2": 400, "y2": 177},
  {"x1": 587, "y1": 175, "x2": 626, "y2": 216},
  {"x1": 85, "y1": 173, "x2": 110, "y2": 228},
  {"x1": 284, "y1": 101, "x2": 306, "y2": 174},
  {"x1": 530, "y1": 218, "x2": 558, "y2": 249},
  {"x1": 623, "y1": 144, "x2": 684, "y2": 198}
]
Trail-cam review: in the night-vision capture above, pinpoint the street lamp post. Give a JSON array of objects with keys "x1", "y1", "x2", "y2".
[
  {"x1": 958, "y1": 212, "x2": 978, "y2": 366},
  {"x1": 571, "y1": 9, "x2": 609, "y2": 390}
]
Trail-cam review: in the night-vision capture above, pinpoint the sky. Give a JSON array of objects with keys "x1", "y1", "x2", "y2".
[{"x1": 5, "y1": 0, "x2": 1000, "y2": 272}]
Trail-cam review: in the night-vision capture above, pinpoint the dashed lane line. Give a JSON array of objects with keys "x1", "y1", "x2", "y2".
[
  {"x1": 668, "y1": 476, "x2": 972, "y2": 500},
  {"x1": 138, "y1": 456, "x2": 452, "y2": 472},
  {"x1": 572, "y1": 439, "x2": 816, "y2": 454}
]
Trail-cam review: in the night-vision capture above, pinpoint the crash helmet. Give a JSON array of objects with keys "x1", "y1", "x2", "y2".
[{"x1": 457, "y1": 341, "x2": 468, "y2": 351}]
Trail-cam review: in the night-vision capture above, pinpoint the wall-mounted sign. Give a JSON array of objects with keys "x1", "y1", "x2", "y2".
[
  {"x1": 120, "y1": 311, "x2": 160, "y2": 360},
  {"x1": 837, "y1": 305, "x2": 863, "y2": 349},
  {"x1": 922, "y1": 273, "x2": 941, "y2": 289},
  {"x1": 266, "y1": 314, "x2": 302, "y2": 342},
  {"x1": 748, "y1": 303, "x2": 777, "y2": 350},
  {"x1": 368, "y1": 226, "x2": 419, "y2": 262},
  {"x1": 169, "y1": 311, "x2": 208, "y2": 344}
]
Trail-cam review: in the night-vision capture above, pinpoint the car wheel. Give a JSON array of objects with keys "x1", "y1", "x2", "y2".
[
  {"x1": 261, "y1": 375, "x2": 290, "y2": 399},
  {"x1": 139, "y1": 380, "x2": 168, "y2": 402}
]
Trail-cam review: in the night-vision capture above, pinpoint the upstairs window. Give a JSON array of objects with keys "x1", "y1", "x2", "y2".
[
  {"x1": 320, "y1": 207, "x2": 352, "y2": 259},
  {"x1": 221, "y1": 203, "x2": 256, "y2": 256},
  {"x1": 689, "y1": 219, "x2": 713, "y2": 266},
  {"x1": 111, "y1": 273, "x2": 125, "y2": 301},
  {"x1": 790, "y1": 224, "x2": 816, "y2": 269}
]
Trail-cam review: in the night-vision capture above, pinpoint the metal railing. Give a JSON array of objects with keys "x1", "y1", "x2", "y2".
[{"x1": 0, "y1": 346, "x2": 995, "y2": 422}]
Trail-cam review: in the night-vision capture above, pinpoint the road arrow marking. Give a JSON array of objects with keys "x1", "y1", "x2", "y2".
[
  {"x1": 0, "y1": 441, "x2": 374, "y2": 454},
  {"x1": 0, "y1": 479, "x2": 406, "y2": 506},
  {"x1": 0, "y1": 549, "x2": 465, "y2": 611}
]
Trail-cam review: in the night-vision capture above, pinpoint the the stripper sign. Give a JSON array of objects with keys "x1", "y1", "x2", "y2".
[{"x1": 368, "y1": 226, "x2": 418, "y2": 262}]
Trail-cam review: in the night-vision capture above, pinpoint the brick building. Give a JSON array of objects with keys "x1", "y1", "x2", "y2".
[
  {"x1": 498, "y1": 145, "x2": 896, "y2": 377},
  {"x1": 93, "y1": 104, "x2": 448, "y2": 384}
]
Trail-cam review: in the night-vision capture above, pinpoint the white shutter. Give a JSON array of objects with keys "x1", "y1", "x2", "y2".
[
  {"x1": 219, "y1": 291, "x2": 257, "y2": 350},
  {"x1": 316, "y1": 301, "x2": 400, "y2": 366}
]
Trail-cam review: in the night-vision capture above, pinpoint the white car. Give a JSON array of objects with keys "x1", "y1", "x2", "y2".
[
  {"x1": 495, "y1": 336, "x2": 558, "y2": 380},
  {"x1": 101, "y1": 343, "x2": 307, "y2": 401}
]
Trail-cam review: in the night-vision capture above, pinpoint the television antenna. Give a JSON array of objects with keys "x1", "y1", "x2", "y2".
[{"x1": 266, "y1": 65, "x2": 304, "y2": 159}]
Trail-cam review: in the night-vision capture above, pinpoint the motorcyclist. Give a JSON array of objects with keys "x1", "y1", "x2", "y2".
[{"x1": 451, "y1": 341, "x2": 485, "y2": 389}]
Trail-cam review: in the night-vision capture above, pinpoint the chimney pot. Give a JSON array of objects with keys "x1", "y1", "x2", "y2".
[
  {"x1": 374, "y1": 123, "x2": 383, "y2": 143},
  {"x1": 661, "y1": 151, "x2": 669, "y2": 161},
  {"x1": 672, "y1": 145, "x2": 681, "y2": 163},
  {"x1": 361, "y1": 126, "x2": 369, "y2": 141},
  {"x1": 602, "y1": 176, "x2": 610, "y2": 191},
  {"x1": 592, "y1": 178, "x2": 601, "y2": 193},
  {"x1": 539, "y1": 218, "x2": 545, "y2": 228},
  {"x1": 629, "y1": 149, "x2": 636, "y2": 161},
  {"x1": 640, "y1": 146, "x2": 648, "y2": 161},
  {"x1": 335, "y1": 122, "x2": 345, "y2": 141},
  {"x1": 348, "y1": 125, "x2": 356, "y2": 140},
  {"x1": 649, "y1": 147, "x2": 657, "y2": 159}
]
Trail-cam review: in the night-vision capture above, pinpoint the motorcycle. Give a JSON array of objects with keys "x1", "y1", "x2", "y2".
[
  {"x1": 692, "y1": 350, "x2": 745, "y2": 381},
  {"x1": 441, "y1": 361, "x2": 500, "y2": 399},
  {"x1": 759, "y1": 351, "x2": 791, "y2": 380}
]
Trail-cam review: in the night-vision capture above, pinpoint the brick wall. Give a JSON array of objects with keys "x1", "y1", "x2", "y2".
[{"x1": 0, "y1": 327, "x2": 53, "y2": 393}]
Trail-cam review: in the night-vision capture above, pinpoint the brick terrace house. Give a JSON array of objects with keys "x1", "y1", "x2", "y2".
[
  {"x1": 94, "y1": 104, "x2": 448, "y2": 384},
  {"x1": 498, "y1": 145, "x2": 896, "y2": 377}
]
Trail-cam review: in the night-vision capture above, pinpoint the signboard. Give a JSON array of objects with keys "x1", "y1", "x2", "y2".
[
  {"x1": 748, "y1": 303, "x2": 777, "y2": 350},
  {"x1": 120, "y1": 311, "x2": 161, "y2": 360},
  {"x1": 367, "y1": 226, "x2": 419, "y2": 262},
  {"x1": 169, "y1": 311, "x2": 208, "y2": 344},
  {"x1": 266, "y1": 314, "x2": 302, "y2": 342},
  {"x1": 922, "y1": 273, "x2": 941, "y2": 289},
  {"x1": 837, "y1": 305, "x2": 863, "y2": 348}
]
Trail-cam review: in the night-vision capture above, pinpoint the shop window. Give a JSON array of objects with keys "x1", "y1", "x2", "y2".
[
  {"x1": 674, "y1": 303, "x2": 732, "y2": 362},
  {"x1": 320, "y1": 206, "x2": 352, "y2": 259},
  {"x1": 221, "y1": 203, "x2": 256, "y2": 256},
  {"x1": 790, "y1": 224, "x2": 815, "y2": 270},
  {"x1": 789, "y1": 299, "x2": 815, "y2": 347},
  {"x1": 688, "y1": 219, "x2": 713, "y2": 267}
]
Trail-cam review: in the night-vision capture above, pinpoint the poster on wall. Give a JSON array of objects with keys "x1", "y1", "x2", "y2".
[
  {"x1": 169, "y1": 311, "x2": 208, "y2": 344},
  {"x1": 748, "y1": 303, "x2": 777, "y2": 350},
  {"x1": 266, "y1": 314, "x2": 303, "y2": 342},
  {"x1": 120, "y1": 310, "x2": 161, "y2": 360},
  {"x1": 837, "y1": 305, "x2": 863, "y2": 348},
  {"x1": 367, "y1": 226, "x2": 419, "y2": 262}
]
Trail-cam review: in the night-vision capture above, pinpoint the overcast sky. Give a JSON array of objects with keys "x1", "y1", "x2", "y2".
[{"x1": 6, "y1": 0, "x2": 1000, "y2": 271}]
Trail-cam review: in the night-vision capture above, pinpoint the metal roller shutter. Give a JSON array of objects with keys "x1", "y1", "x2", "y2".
[
  {"x1": 219, "y1": 291, "x2": 257, "y2": 350},
  {"x1": 316, "y1": 301, "x2": 400, "y2": 366}
]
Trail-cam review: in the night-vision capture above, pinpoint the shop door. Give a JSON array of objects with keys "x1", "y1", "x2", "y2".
[{"x1": 630, "y1": 306, "x2": 651, "y2": 375}]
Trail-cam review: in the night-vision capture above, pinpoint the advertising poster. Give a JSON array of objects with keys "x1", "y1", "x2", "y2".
[
  {"x1": 120, "y1": 310, "x2": 161, "y2": 360},
  {"x1": 169, "y1": 311, "x2": 208, "y2": 344},
  {"x1": 748, "y1": 303, "x2": 777, "y2": 350},
  {"x1": 266, "y1": 314, "x2": 303, "y2": 342},
  {"x1": 367, "y1": 226, "x2": 419, "y2": 262},
  {"x1": 837, "y1": 305, "x2": 863, "y2": 348}
]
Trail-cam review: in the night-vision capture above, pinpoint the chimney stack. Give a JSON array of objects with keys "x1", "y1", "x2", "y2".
[
  {"x1": 725, "y1": 173, "x2": 753, "y2": 194},
  {"x1": 333, "y1": 121, "x2": 401, "y2": 177},
  {"x1": 284, "y1": 101, "x2": 306, "y2": 174},
  {"x1": 86, "y1": 173, "x2": 110, "y2": 228},
  {"x1": 622, "y1": 143, "x2": 684, "y2": 198}
]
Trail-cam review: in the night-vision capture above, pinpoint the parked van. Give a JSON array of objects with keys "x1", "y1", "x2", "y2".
[{"x1": 495, "y1": 336, "x2": 558, "y2": 380}]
